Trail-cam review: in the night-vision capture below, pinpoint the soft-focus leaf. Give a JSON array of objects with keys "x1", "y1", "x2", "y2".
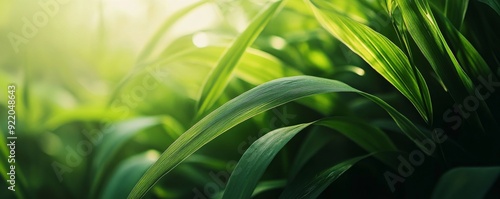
[
  {"x1": 252, "y1": 180, "x2": 287, "y2": 197},
  {"x1": 100, "y1": 151, "x2": 160, "y2": 199},
  {"x1": 441, "y1": 0, "x2": 469, "y2": 28},
  {"x1": 279, "y1": 154, "x2": 371, "y2": 198},
  {"x1": 136, "y1": 0, "x2": 210, "y2": 63},
  {"x1": 90, "y1": 117, "x2": 163, "y2": 198},
  {"x1": 478, "y1": 0, "x2": 500, "y2": 16},
  {"x1": 287, "y1": 127, "x2": 333, "y2": 181},
  {"x1": 431, "y1": 167, "x2": 500, "y2": 199},
  {"x1": 318, "y1": 117, "x2": 398, "y2": 167}
]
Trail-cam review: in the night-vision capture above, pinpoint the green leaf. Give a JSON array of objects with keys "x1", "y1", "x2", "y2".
[
  {"x1": 222, "y1": 123, "x2": 314, "y2": 199},
  {"x1": 317, "y1": 117, "x2": 398, "y2": 167},
  {"x1": 279, "y1": 154, "x2": 371, "y2": 198},
  {"x1": 287, "y1": 127, "x2": 333, "y2": 181},
  {"x1": 442, "y1": 0, "x2": 469, "y2": 29},
  {"x1": 90, "y1": 117, "x2": 163, "y2": 198},
  {"x1": 252, "y1": 180, "x2": 287, "y2": 197},
  {"x1": 100, "y1": 151, "x2": 160, "y2": 199},
  {"x1": 478, "y1": 0, "x2": 500, "y2": 16},
  {"x1": 222, "y1": 117, "x2": 397, "y2": 199},
  {"x1": 431, "y1": 167, "x2": 500, "y2": 199},
  {"x1": 395, "y1": 0, "x2": 493, "y2": 132},
  {"x1": 318, "y1": 117, "x2": 397, "y2": 153},
  {"x1": 107, "y1": 0, "x2": 210, "y2": 106},
  {"x1": 432, "y1": 6, "x2": 492, "y2": 79},
  {"x1": 309, "y1": 0, "x2": 433, "y2": 124},
  {"x1": 196, "y1": 0, "x2": 286, "y2": 119},
  {"x1": 136, "y1": 0, "x2": 210, "y2": 63},
  {"x1": 128, "y1": 76, "x2": 428, "y2": 198},
  {"x1": 165, "y1": 44, "x2": 332, "y2": 114},
  {"x1": 394, "y1": 0, "x2": 475, "y2": 101}
]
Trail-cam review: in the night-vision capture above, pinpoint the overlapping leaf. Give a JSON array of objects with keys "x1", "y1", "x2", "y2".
[
  {"x1": 279, "y1": 155, "x2": 370, "y2": 198},
  {"x1": 222, "y1": 123, "x2": 313, "y2": 199},
  {"x1": 196, "y1": 0, "x2": 286, "y2": 118},
  {"x1": 309, "y1": 0, "x2": 432, "y2": 123},
  {"x1": 394, "y1": 0, "x2": 474, "y2": 100},
  {"x1": 128, "y1": 76, "x2": 429, "y2": 198}
]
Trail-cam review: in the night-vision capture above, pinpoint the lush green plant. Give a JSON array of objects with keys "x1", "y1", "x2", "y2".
[{"x1": 1, "y1": 0, "x2": 500, "y2": 198}]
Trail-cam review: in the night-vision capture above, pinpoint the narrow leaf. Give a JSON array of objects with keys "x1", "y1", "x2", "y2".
[
  {"x1": 279, "y1": 155, "x2": 371, "y2": 198},
  {"x1": 309, "y1": 0, "x2": 432, "y2": 123},
  {"x1": 222, "y1": 123, "x2": 314, "y2": 199},
  {"x1": 432, "y1": 6, "x2": 492, "y2": 79},
  {"x1": 128, "y1": 76, "x2": 429, "y2": 198},
  {"x1": 394, "y1": 0, "x2": 475, "y2": 100},
  {"x1": 442, "y1": 0, "x2": 469, "y2": 29},
  {"x1": 196, "y1": 0, "x2": 286, "y2": 118}
]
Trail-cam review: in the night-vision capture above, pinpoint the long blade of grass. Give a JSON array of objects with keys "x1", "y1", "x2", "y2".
[
  {"x1": 195, "y1": 0, "x2": 286, "y2": 119},
  {"x1": 432, "y1": 6, "x2": 492, "y2": 79},
  {"x1": 431, "y1": 167, "x2": 500, "y2": 199},
  {"x1": 395, "y1": 0, "x2": 493, "y2": 132},
  {"x1": 221, "y1": 123, "x2": 314, "y2": 199},
  {"x1": 442, "y1": 0, "x2": 469, "y2": 29},
  {"x1": 279, "y1": 154, "x2": 371, "y2": 199},
  {"x1": 309, "y1": 0, "x2": 432, "y2": 124},
  {"x1": 394, "y1": 0, "x2": 474, "y2": 100},
  {"x1": 128, "y1": 76, "x2": 429, "y2": 198}
]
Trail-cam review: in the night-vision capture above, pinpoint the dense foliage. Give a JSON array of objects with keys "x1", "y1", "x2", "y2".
[{"x1": 1, "y1": 0, "x2": 499, "y2": 198}]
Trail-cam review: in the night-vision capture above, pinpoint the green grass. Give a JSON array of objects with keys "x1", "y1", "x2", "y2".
[{"x1": 1, "y1": 0, "x2": 500, "y2": 198}]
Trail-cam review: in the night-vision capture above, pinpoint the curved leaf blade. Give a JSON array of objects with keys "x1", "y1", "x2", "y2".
[
  {"x1": 90, "y1": 117, "x2": 163, "y2": 198},
  {"x1": 100, "y1": 151, "x2": 160, "y2": 199},
  {"x1": 478, "y1": 0, "x2": 500, "y2": 16},
  {"x1": 222, "y1": 123, "x2": 314, "y2": 199},
  {"x1": 128, "y1": 76, "x2": 428, "y2": 198},
  {"x1": 309, "y1": 0, "x2": 432, "y2": 123},
  {"x1": 395, "y1": 0, "x2": 475, "y2": 100},
  {"x1": 196, "y1": 0, "x2": 286, "y2": 119},
  {"x1": 279, "y1": 154, "x2": 371, "y2": 199}
]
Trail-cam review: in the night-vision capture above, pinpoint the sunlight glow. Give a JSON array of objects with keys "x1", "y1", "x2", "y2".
[
  {"x1": 270, "y1": 36, "x2": 287, "y2": 50},
  {"x1": 193, "y1": 32, "x2": 209, "y2": 48}
]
